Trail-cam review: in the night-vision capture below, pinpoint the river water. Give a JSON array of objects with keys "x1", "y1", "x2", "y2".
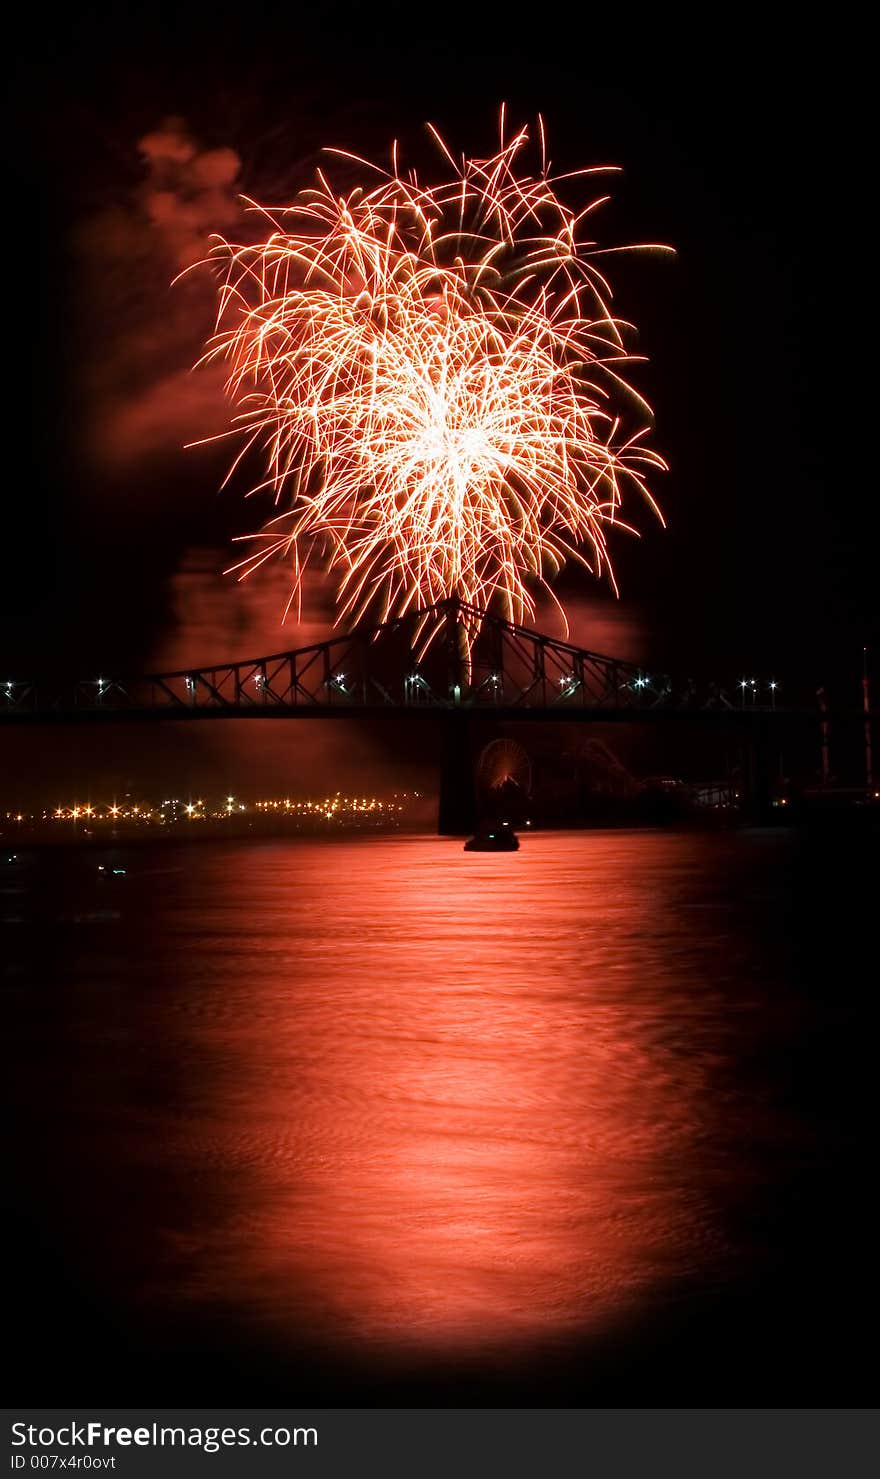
[{"x1": 2, "y1": 828, "x2": 873, "y2": 1402}]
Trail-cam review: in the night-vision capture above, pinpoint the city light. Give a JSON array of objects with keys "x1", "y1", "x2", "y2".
[{"x1": 4, "y1": 791, "x2": 412, "y2": 834}]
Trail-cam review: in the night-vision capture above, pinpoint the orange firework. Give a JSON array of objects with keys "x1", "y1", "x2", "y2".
[{"x1": 198, "y1": 110, "x2": 671, "y2": 645}]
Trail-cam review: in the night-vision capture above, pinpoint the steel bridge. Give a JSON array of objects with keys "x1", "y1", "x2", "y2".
[
  {"x1": 0, "y1": 596, "x2": 815, "y2": 723},
  {"x1": 3, "y1": 597, "x2": 868, "y2": 832}
]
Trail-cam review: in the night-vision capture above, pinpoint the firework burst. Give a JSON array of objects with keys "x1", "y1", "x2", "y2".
[{"x1": 197, "y1": 111, "x2": 671, "y2": 646}]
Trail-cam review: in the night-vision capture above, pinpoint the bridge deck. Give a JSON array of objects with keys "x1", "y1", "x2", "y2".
[{"x1": 1, "y1": 596, "x2": 868, "y2": 726}]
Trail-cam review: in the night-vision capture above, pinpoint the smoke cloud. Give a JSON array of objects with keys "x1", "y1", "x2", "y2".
[
  {"x1": 138, "y1": 117, "x2": 241, "y2": 270},
  {"x1": 77, "y1": 117, "x2": 242, "y2": 474},
  {"x1": 154, "y1": 548, "x2": 335, "y2": 671},
  {"x1": 145, "y1": 548, "x2": 423, "y2": 799}
]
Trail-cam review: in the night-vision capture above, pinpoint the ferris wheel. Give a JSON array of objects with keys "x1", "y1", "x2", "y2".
[{"x1": 477, "y1": 738, "x2": 533, "y2": 799}]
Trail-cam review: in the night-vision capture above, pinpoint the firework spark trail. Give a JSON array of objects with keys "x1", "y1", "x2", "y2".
[{"x1": 196, "y1": 114, "x2": 671, "y2": 648}]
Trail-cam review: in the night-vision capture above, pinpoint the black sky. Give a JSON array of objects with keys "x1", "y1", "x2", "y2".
[{"x1": 4, "y1": 3, "x2": 876, "y2": 710}]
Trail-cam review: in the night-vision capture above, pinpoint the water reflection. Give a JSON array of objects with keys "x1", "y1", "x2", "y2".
[{"x1": 100, "y1": 834, "x2": 732, "y2": 1354}]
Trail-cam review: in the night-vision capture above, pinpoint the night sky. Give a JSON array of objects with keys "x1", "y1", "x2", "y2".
[{"x1": 3, "y1": 4, "x2": 875, "y2": 793}]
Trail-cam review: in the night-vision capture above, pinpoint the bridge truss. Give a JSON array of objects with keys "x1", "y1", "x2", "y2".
[{"x1": 0, "y1": 596, "x2": 814, "y2": 723}]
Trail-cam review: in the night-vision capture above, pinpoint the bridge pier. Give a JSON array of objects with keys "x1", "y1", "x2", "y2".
[
  {"x1": 437, "y1": 714, "x2": 478, "y2": 836},
  {"x1": 741, "y1": 719, "x2": 776, "y2": 824}
]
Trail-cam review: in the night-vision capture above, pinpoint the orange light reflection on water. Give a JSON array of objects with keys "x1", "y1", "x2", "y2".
[{"x1": 148, "y1": 835, "x2": 716, "y2": 1355}]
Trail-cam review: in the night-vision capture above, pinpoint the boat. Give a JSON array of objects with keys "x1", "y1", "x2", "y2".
[{"x1": 463, "y1": 822, "x2": 520, "y2": 852}]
